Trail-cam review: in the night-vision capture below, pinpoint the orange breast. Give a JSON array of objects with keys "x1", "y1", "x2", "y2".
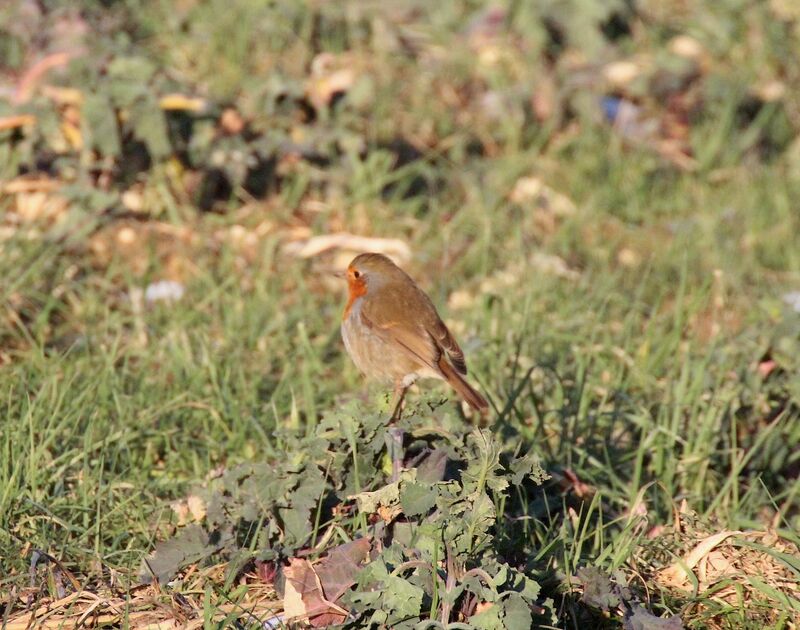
[{"x1": 343, "y1": 276, "x2": 367, "y2": 319}]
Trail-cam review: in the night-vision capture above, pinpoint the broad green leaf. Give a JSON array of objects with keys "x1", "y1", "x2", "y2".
[
  {"x1": 139, "y1": 524, "x2": 227, "y2": 584},
  {"x1": 107, "y1": 56, "x2": 157, "y2": 83},
  {"x1": 509, "y1": 451, "x2": 548, "y2": 486},
  {"x1": 129, "y1": 96, "x2": 170, "y2": 159},
  {"x1": 462, "y1": 430, "x2": 508, "y2": 499},
  {"x1": 400, "y1": 481, "x2": 437, "y2": 516},
  {"x1": 82, "y1": 93, "x2": 121, "y2": 156},
  {"x1": 502, "y1": 593, "x2": 533, "y2": 630},
  {"x1": 351, "y1": 470, "x2": 416, "y2": 513},
  {"x1": 470, "y1": 602, "x2": 504, "y2": 630},
  {"x1": 623, "y1": 605, "x2": 684, "y2": 630},
  {"x1": 383, "y1": 575, "x2": 423, "y2": 620}
]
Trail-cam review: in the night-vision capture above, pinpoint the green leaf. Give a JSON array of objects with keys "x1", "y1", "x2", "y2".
[
  {"x1": 509, "y1": 451, "x2": 549, "y2": 486},
  {"x1": 494, "y1": 563, "x2": 540, "y2": 602},
  {"x1": 400, "y1": 482, "x2": 437, "y2": 516},
  {"x1": 471, "y1": 593, "x2": 532, "y2": 630},
  {"x1": 107, "y1": 56, "x2": 157, "y2": 83},
  {"x1": 470, "y1": 602, "x2": 504, "y2": 630},
  {"x1": 383, "y1": 575, "x2": 423, "y2": 619},
  {"x1": 623, "y1": 605, "x2": 684, "y2": 630},
  {"x1": 351, "y1": 470, "x2": 416, "y2": 513},
  {"x1": 503, "y1": 593, "x2": 532, "y2": 630},
  {"x1": 139, "y1": 524, "x2": 226, "y2": 584},
  {"x1": 454, "y1": 491, "x2": 496, "y2": 554},
  {"x1": 82, "y1": 93, "x2": 120, "y2": 157},
  {"x1": 577, "y1": 566, "x2": 621, "y2": 611},
  {"x1": 278, "y1": 506, "x2": 308, "y2": 547},
  {"x1": 462, "y1": 430, "x2": 508, "y2": 499},
  {"x1": 129, "y1": 96, "x2": 170, "y2": 159}
]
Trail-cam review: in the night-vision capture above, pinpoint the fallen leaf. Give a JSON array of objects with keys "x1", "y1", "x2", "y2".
[
  {"x1": 658, "y1": 530, "x2": 742, "y2": 588},
  {"x1": 314, "y1": 538, "x2": 371, "y2": 602},
  {"x1": 757, "y1": 359, "x2": 777, "y2": 378},
  {"x1": 307, "y1": 53, "x2": 357, "y2": 111},
  {"x1": 668, "y1": 35, "x2": 705, "y2": 61},
  {"x1": 604, "y1": 60, "x2": 643, "y2": 88},
  {"x1": 283, "y1": 232, "x2": 411, "y2": 264},
  {"x1": 283, "y1": 558, "x2": 348, "y2": 626},
  {"x1": 159, "y1": 94, "x2": 207, "y2": 112},
  {"x1": 0, "y1": 114, "x2": 36, "y2": 131},
  {"x1": 220, "y1": 108, "x2": 245, "y2": 134}
]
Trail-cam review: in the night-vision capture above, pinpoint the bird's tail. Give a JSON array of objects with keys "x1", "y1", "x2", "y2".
[{"x1": 438, "y1": 357, "x2": 489, "y2": 413}]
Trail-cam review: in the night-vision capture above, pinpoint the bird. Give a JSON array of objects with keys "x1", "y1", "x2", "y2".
[{"x1": 340, "y1": 252, "x2": 489, "y2": 420}]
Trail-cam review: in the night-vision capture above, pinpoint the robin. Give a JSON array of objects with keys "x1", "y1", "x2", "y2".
[{"x1": 340, "y1": 252, "x2": 489, "y2": 420}]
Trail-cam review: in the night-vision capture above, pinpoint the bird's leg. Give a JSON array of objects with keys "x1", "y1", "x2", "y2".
[
  {"x1": 387, "y1": 379, "x2": 407, "y2": 482},
  {"x1": 389, "y1": 379, "x2": 407, "y2": 422}
]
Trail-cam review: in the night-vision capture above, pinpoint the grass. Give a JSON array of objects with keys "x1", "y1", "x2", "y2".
[{"x1": 2, "y1": 0, "x2": 800, "y2": 628}]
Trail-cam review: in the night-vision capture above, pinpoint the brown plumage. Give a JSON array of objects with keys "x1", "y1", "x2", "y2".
[{"x1": 340, "y1": 252, "x2": 488, "y2": 417}]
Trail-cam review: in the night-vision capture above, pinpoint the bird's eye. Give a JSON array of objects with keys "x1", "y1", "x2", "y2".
[{"x1": 353, "y1": 270, "x2": 361, "y2": 278}]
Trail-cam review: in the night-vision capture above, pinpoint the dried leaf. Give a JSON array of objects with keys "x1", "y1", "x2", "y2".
[
  {"x1": 315, "y1": 538, "x2": 371, "y2": 602},
  {"x1": 283, "y1": 232, "x2": 411, "y2": 263},
  {"x1": 658, "y1": 530, "x2": 741, "y2": 588},
  {"x1": 283, "y1": 558, "x2": 348, "y2": 625}
]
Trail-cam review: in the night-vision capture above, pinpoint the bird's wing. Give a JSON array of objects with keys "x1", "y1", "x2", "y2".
[
  {"x1": 360, "y1": 286, "x2": 440, "y2": 373},
  {"x1": 361, "y1": 282, "x2": 467, "y2": 375},
  {"x1": 427, "y1": 318, "x2": 467, "y2": 374}
]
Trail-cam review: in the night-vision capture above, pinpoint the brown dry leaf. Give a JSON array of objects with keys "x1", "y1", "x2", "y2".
[
  {"x1": 603, "y1": 59, "x2": 644, "y2": 88},
  {"x1": 283, "y1": 558, "x2": 348, "y2": 627},
  {"x1": 561, "y1": 469, "x2": 595, "y2": 499},
  {"x1": 14, "y1": 52, "x2": 73, "y2": 104},
  {"x1": 509, "y1": 176, "x2": 576, "y2": 216},
  {"x1": 617, "y1": 247, "x2": 641, "y2": 268},
  {"x1": 283, "y1": 232, "x2": 411, "y2": 265},
  {"x1": 159, "y1": 94, "x2": 207, "y2": 112},
  {"x1": 757, "y1": 359, "x2": 778, "y2": 378},
  {"x1": 170, "y1": 495, "x2": 207, "y2": 526},
  {"x1": 531, "y1": 72, "x2": 556, "y2": 122},
  {"x1": 657, "y1": 530, "x2": 741, "y2": 588},
  {"x1": 307, "y1": 53, "x2": 357, "y2": 111},
  {"x1": 12, "y1": 190, "x2": 69, "y2": 225},
  {"x1": 41, "y1": 85, "x2": 83, "y2": 105},
  {"x1": 215, "y1": 221, "x2": 275, "y2": 263},
  {"x1": 509, "y1": 176, "x2": 577, "y2": 240},
  {"x1": 668, "y1": 35, "x2": 707, "y2": 63},
  {"x1": 0, "y1": 114, "x2": 36, "y2": 131},
  {"x1": 476, "y1": 253, "x2": 578, "y2": 300},
  {"x1": 2, "y1": 177, "x2": 61, "y2": 194},
  {"x1": 314, "y1": 538, "x2": 371, "y2": 603},
  {"x1": 377, "y1": 503, "x2": 402, "y2": 523},
  {"x1": 220, "y1": 108, "x2": 245, "y2": 135},
  {"x1": 699, "y1": 549, "x2": 735, "y2": 584},
  {"x1": 754, "y1": 80, "x2": 786, "y2": 103}
]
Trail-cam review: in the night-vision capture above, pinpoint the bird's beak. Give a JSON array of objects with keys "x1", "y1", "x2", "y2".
[{"x1": 332, "y1": 270, "x2": 346, "y2": 279}]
